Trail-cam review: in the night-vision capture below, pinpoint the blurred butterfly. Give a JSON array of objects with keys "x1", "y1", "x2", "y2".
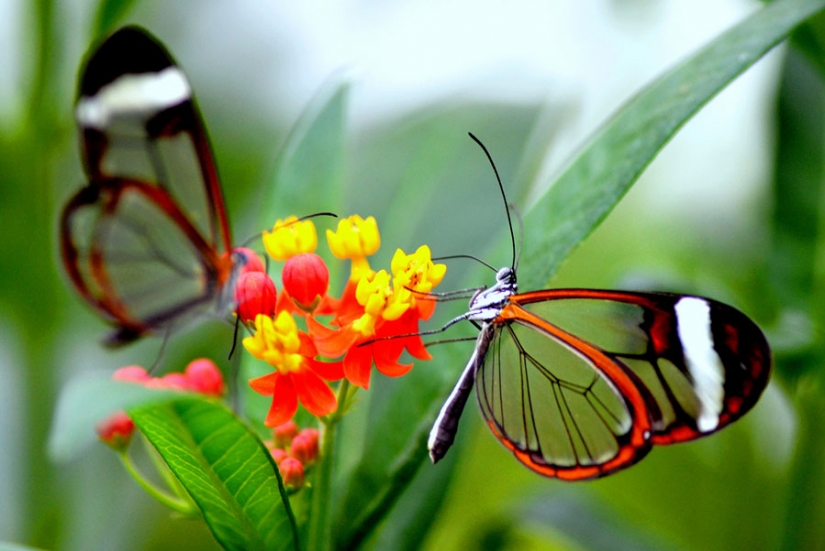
[
  {"x1": 428, "y1": 134, "x2": 772, "y2": 480},
  {"x1": 61, "y1": 26, "x2": 251, "y2": 346}
]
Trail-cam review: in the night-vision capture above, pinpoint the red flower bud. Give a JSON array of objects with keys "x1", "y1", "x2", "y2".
[
  {"x1": 269, "y1": 447, "x2": 289, "y2": 464},
  {"x1": 184, "y1": 358, "x2": 225, "y2": 396},
  {"x1": 278, "y1": 457, "x2": 305, "y2": 490},
  {"x1": 235, "y1": 272, "x2": 278, "y2": 323},
  {"x1": 155, "y1": 372, "x2": 189, "y2": 390},
  {"x1": 283, "y1": 253, "x2": 329, "y2": 309},
  {"x1": 113, "y1": 365, "x2": 150, "y2": 383},
  {"x1": 235, "y1": 247, "x2": 266, "y2": 274},
  {"x1": 273, "y1": 420, "x2": 299, "y2": 448},
  {"x1": 290, "y1": 428, "x2": 320, "y2": 465},
  {"x1": 96, "y1": 410, "x2": 135, "y2": 450}
]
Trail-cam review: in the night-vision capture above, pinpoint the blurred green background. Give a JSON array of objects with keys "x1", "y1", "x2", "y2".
[{"x1": 2, "y1": 0, "x2": 824, "y2": 549}]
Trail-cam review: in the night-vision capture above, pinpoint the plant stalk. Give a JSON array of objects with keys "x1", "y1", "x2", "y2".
[{"x1": 307, "y1": 379, "x2": 351, "y2": 551}]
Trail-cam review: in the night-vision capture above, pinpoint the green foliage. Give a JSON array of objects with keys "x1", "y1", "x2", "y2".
[
  {"x1": 130, "y1": 399, "x2": 298, "y2": 551},
  {"x1": 8, "y1": 0, "x2": 825, "y2": 550}
]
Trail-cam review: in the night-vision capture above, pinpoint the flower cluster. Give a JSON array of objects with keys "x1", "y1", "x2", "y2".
[
  {"x1": 237, "y1": 215, "x2": 446, "y2": 427},
  {"x1": 96, "y1": 359, "x2": 226, "y2": 449},
  {"x1": 264, "y1": 421, "x2": 321, "y2": 490}
]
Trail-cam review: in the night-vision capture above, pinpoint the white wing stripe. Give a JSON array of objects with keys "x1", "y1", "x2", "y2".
[
  {"x1": 76, "y1": 67, "x2": 191, "y2": 129},
  {"x1": 675, "y1": 297, "x2": 725, "y2": 433}
]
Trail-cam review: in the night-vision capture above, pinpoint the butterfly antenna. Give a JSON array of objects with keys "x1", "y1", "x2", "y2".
[
  {"x1": 228, "y1": 314, "x2": 241, "y2": 361},
  {"x1": 468, "y1": 132, "x2": 517, "y2": 271},
  {"x1": 298, "y1": 211, "x2": 338, "y2": 221},
  {"x1": 432, "y1": 253, "x2": 498, "y2": 273},
  {"x1": 148, "y1": 327, "x2": 172, "y2": 374},
  {"x1": 509, "y1": 202, "x2": 524, "y2": 271}
]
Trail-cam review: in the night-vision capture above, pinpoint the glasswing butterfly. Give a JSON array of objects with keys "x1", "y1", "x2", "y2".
[
  {"x1": 61, "y1": 26, "x2": 250, "y2": 346},
  {"x1": 428, "y1": 134, "x2": 772, "y2": 480}
]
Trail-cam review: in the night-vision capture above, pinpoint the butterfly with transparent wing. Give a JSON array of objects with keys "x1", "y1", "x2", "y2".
[
  {"x1": 61, "y1": 26, "x2": 255, "y2": 346},
  {"x1": 427, "y1": 134, "x2": 771, "y2": 480}
]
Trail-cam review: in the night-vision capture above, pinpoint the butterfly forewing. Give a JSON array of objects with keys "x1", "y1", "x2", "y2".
[
  {"x1": 62, "y1": 26, "x2": 236, "y2": 345},
  {"x1": 508, "y1": 290, "x2": 771, "y2": 445}
]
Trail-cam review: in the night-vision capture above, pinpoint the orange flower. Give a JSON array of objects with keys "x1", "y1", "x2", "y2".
[
  {"x1": 244, "y1": 312, "x2": 343, "y2": 426},
  {"x1": 308, "y1": 246, "x2": 445, "y2": 389}
]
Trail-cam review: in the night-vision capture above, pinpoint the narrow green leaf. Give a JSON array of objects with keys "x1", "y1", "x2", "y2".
[
  {"x1": 92, "y1": 0, "x2": 140, "y2": 37},
  {"x1": 48, "y1": 375, "x2": 180, "y2": 462},
  {"x1": 519, "y1": 0, "x2": 825, "y2": 291},
  {"x1": 130, "y1": 398, "x2": 299, "y2": 551},
  {"x1": 260, "y1": 80, "x2": 349, "y2": 226},
  {"x1": 769, "y1": 46, "x2": 825, "y2": 315}
]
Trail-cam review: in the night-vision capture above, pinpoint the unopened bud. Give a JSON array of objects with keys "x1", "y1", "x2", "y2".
[
  {"x1": 282, "y1": 253, "x2": 329, "y2": 309},
  {"x1": 96, "y1": 411, "x2": 135, "y2": 451}
]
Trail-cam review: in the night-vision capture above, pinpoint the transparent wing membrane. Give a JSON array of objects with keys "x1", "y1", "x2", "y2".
[
  {"x1": 474, "y1": 290, "x2": 771, "y2": 479},
  {"x1": 61, "y1": 27, "x2": 236, "y2": 345}
]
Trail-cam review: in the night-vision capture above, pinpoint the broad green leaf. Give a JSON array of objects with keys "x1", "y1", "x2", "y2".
[
  {"x1": 518, "y1": 0, "x2": 825, "y2": 291},
  {"x1": 48, "y1": 375, "x2": 181, "y2": 462},
  {"x1": 334, "y1": 0, "x2": 825, "y2": 546},
  {"x1": 130, "y1": 398, "x2": 299, "y2": 551}
]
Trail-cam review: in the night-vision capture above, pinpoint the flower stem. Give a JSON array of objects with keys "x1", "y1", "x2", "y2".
[
  {"x1": 307, "y1": 379, "x2": 352, "y2": 551},
  {"x1": 119, "y1": 450, "x2": 198, "y2": 516}
]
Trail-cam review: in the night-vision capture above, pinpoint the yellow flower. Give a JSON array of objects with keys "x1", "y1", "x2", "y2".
[
  {"x1": 243, "y1": 312, "x2": 304, "y2": 373},
  {"x1": 355, "y1": 270, "x2": 392, "y2": 317},
  {"x1": 391, "y1": 245, "x2": 447, "y2": 307},
  {"x1": 263, "y1": 216, "x2": 317, "y2": 261},
  {"x1": 326, "y1": 215, "x2": 380, "y2": 281}
]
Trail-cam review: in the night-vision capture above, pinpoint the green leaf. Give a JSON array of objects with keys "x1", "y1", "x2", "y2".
[
  {"x1": 92, "y1": 0, "x2": 140, "y2": 37},
  {"x1": 48, "y1": 374, "x2": 181, "y2": 462},
  {"x1": 259, "y1": 79, "x2": 349, "y2": 226},
  {"x1": 129, "y1": 397, "x2": 299, "y2": 551},
  {"x1": 0, "y1": 543, "x2": 49, "y2": 551},
  {"x1": 518, "y1": 0, "x2": 825, "y2": 291},
  {"x1": 768, "y1": 44, "x2": 825, "y2": 328}
]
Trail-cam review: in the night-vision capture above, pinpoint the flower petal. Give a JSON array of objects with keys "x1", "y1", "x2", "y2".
[
  {"x1": 264, "y1": 374, "x2": 298, "y2": 427},
  {"x1": 249, "y1": 371, "x2": 279, "y2": 395},
  {"x1": 308, "y1": 316, "x2": 360, "y2": 358},
  {"x1": 308, "y1": 358, "x2": 345, "y2": 381},
  {"x1": 374, "y1": 348, "x2": 412, "y2": 378},
  {"x1": 404, "y1": 335, "x2": 431, "y2": 361},
  {"x1": 343, "y1": 343, "x2": 374, "y2": 389},
  {"x1": 291, "y1": 370, "x2": 337, "y2": 417}
]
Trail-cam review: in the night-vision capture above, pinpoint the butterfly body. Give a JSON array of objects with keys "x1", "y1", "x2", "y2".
[{"x1": 61, "y1": 27, "x2": 245, "y2": 346}]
